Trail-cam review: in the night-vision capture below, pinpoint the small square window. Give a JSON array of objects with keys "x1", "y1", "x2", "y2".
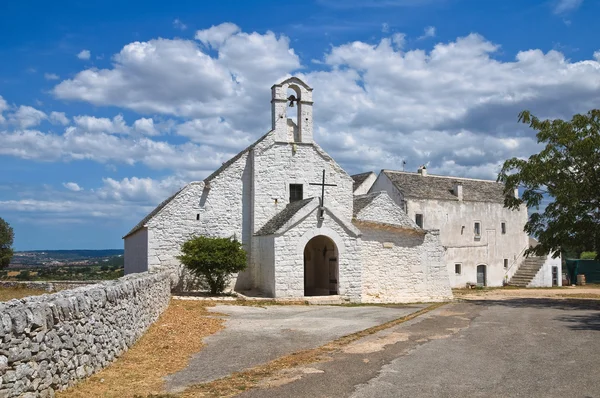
[
  {"x1": 474, "y1": 222, "x2": 481, "y2": 236},
  {"x1": 504, "y1": 259, "x2": 509, "y2": 269},
  {"x1": 415, "y1": 214, "x2": 424, "y2": 228},
  {"x1": 289, "y1": 184, "x2": 303, "y2": 202},
  {"x1": 455, "y1": 263, "x2": 462, "y2": 275},
  {"x1": 501, "y1": 222, "x2": 506, "y2": 235}
]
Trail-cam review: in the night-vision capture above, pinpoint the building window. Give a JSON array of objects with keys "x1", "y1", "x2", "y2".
[
  {"x1": 474, "y1": 222, "x2": 481, "y2": 237},
  {"x1": 501, "y1": 222, "x2": 506, "y2": 235},
  {"x1": 289, "y1": 184, "x2": 303, "y2": 202},
  {"x1": 415, "y1": 214, "x2": 424, "y2": 228},
  {"x1": 504, "y1": 259, "x2": 509, "y2": 269},
  {"x1": 455, "y1": 263, "x2": 462, "y2": 275}
]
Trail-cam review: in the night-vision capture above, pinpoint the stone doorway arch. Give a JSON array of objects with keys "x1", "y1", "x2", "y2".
[{"x1": 303, "y1": 235, "x2": 339, "y2": 296}]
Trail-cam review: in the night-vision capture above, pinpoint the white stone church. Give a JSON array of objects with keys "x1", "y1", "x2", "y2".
[{"x1": 124, "y1": 77, "x2": 452, "y2": 303}]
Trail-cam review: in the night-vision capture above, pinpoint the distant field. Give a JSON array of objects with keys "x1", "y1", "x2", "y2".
[
  {"x1": 0, "y1": 286, "x2": 47, "y2": 302},
  {"x1": 0, "y1": 265, "x2": 124, "y2": 281}
]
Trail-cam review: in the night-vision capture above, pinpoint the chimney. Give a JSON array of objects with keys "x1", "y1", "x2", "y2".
[
  {"x1": 418, "y1": 165, "x2": 427, "y2": 176},
  {"x1": 454, "y1": 183, "x2": 463, "y2": 201}
]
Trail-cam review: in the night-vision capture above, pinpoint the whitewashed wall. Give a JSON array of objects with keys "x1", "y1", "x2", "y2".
[
  {"x1": 370, "y1": 172, "x2": 529, "y2": 288},
  {"x1": 124, "y1": 228, "x2": 148, "y2": 274},
  {"x1": 529, "y1": 254, "x2": 562, "y2": 287},
  {"x1": 354, "y1": 173, "x2": 377, "y2": 195},
  {"x1": 272, "y1": 207, "x2": 361, "y2": 301},
  {"x1": 359, "y1": 227, "x2": 451, "y2": 303}
]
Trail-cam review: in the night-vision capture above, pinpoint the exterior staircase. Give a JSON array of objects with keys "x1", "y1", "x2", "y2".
[{"x1": 508, "y1": 256, "x2": 546, "y2": 287}]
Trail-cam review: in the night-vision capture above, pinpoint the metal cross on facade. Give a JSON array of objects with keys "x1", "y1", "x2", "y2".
[{"x1": 310, "y1": 169, "x2": 337, "y2": 219}]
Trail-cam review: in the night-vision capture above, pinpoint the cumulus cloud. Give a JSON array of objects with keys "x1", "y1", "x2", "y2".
[
  {"x1": 53, "y1": 24, "x2": 300, "y2": 136},
  {"x1": 133, "y1": 118, "x2": 159, "y2": 136},
  {"x1": 50, "y1": 111, "x2": 70, "y2": 126},
  {"x1": 418, "y1": 26, "x2": 436, "y2": 40},
  {"x1": 77, "y1": 50, "x2": 91, "y2": 60},
  {"x1": 63, "y1": 182, "x2": 83, "y2": 191},
  {"x1": 9, "y1": 106, "x2": 47, "y2": 128},
  {"x1": 554, "y1": 0, "x2": 583, "y2": 14},
  {"x1": 73, "y1": 114, "x2": 129, "y2": 134},
  {"x1": 96, "y1": 176, "x2": 185, "y2": 203},
  {"x1": 0, "y1": 96, "x2": 7, "y2": 123}
]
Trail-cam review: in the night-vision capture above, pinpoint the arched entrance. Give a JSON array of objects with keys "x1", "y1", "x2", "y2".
[
  {"x1": 476, "y1": 264, "x2": 487, "y2": 287},
  {"x1": 304, "y1": 235, "x2": 339, "y2": 296}
]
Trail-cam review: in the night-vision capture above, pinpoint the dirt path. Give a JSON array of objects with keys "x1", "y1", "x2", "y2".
[{"x1": 454, "y1": 285, "x2": 600, "y2": 300}]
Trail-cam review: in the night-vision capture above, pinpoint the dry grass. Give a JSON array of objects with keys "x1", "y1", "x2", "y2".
[
  {"x1": 0, "y1": 286, "x2": 47, "y2": 302},
  {"x1": 558, "y1": 293, "x2": 600, "y2": 299},
  {"x1": 178, "y1": 302, "x2": 446, "y2": 398},
  {"x1": 57, "y1": 300, "x2": 224, "y2": 398}
]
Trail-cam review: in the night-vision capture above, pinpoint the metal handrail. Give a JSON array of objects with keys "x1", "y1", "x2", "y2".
[{"x1": 505, "y1": 246, "x2": 528, "y2": 277}]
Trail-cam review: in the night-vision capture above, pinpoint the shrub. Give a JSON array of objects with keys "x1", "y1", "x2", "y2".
[
  {"x1": 177, "y1": 236, "x2": 247, "y2": 295},
  {"x1": 580, "y1": 251, "x2": 597, "y2": 260}
]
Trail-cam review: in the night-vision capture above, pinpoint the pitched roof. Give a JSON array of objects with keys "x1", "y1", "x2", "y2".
[
  {"x1": 255, "y1": 198, "x2": 315, "y2": 236},
  {"x1": 353, "y1": 191, "x2": 380, "y2": 217},
  {"x1": 203, "y1": 131, "x2": 271, "y2": 184},
  {"x1": 123, "y1": 187, "x2": 184, "y2": 239},
  {"x1": 351, "y1": 171, "x2": 374, "y2": 192},
  {"x1": 383, "y1": 170, "x2": 505, "y2": 203}
]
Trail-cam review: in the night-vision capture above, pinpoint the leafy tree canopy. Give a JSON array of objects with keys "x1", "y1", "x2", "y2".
[
  {"x1": 498, "y1": 110, "x2": 600, "y2": 258},
  {"x1": 177, "y1": 235, "x2": 247, "y2": 294},
  {"x1": 0, "y1": 217, "x2": 14, "y2": 269}
]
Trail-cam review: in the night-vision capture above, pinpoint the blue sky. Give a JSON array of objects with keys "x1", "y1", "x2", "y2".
[{"x1": 0, "y1": 0, "x2": 598, "y2": 250}]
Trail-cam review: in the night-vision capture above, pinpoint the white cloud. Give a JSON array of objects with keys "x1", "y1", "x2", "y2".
[
  {"x1": 77, "y1": 50, "x2": 91, "y2": 60},
  {"x1": 195, "y1": 22, "x2": 240, "y2": 48},
  {"x1": 133, "y1": 117, "x2": 159, "y2": 136},
  {"x1": 73, "y1": 114, "x2": 128, "y2": 134},
  {"x1": 44, "y1": 73, "x2": 60, "y2": 80},
  {"x1": 0, "y1": 96, "x2": 7, "y2": 123},
  {"x1": 418, "y1": 26, "x2": 436, "y2": 40},
  {"x1": 173, "y1": 18, "x2": 187, "y2": 31},
  {"x1": 9, "y1": 106, "x2": 47, "y2": 128},
  {"x1": 554, "y1": 0, "x2": 583, "y2": 14},
  {"x1": 63, "y1": 182, "x2": 83, "y2": 191},
  {"x1": 50, "y1": 111, "x2": 69, "y2": 126},
  {"x1": 96, "y1": 176, "x2": 185, "y2": 203}
]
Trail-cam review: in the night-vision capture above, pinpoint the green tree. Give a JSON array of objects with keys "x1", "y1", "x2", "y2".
[
  {"x1": 177, "y1": 236, "x2": 247, "y2": 294},
  {"x1": 498, "y1": 110, "x2": 600, "y2": 258},
  {"x1": 0, "y1": 217, "x2": 14, "y2": 269}
]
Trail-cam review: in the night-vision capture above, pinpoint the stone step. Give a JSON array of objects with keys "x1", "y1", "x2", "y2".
[{"x1": 304, "y1": 295, "x2": 345, "y2": 305}]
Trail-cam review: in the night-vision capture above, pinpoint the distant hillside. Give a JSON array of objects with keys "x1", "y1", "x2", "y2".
[{"x1": 15, "y1": 249, "x2": 123, "y2": 260}]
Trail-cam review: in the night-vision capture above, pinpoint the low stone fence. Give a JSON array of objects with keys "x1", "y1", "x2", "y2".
[
  {"x1": 0, "y1": 281, "x2": 101, "y2": 293},
  {"x1": 0, "y1": 270, "x2": 176, "y2": 397}
]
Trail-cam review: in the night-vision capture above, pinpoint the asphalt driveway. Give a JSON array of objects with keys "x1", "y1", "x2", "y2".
[
  {"x1": 165, "y1": 303, "x2": 427, "y2": 393},
  {"x1": 239, "y1": 298, "x2": 600, "y2": 398}
]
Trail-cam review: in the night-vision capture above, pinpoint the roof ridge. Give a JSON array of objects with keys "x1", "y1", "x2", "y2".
[{"x1": 383, "y1": 169, "x2": 501, "y2": 184}]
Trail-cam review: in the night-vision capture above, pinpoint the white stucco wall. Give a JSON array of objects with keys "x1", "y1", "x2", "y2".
[
  {"x1": 124, "y1": 228, "x2": 148, "y2": 274},
  {"x1": 371, "y1": 172, "x2": 529, "y2": 288},
  {"x1": 255, "y1": 235, "x2": 275, "y2": 296},
  {"x1": 359, "y1": 227, "x2": 452, "y2": 303},
  {"x1": 354, "y1": 173, "x2": 377, "y2": 195},
  {"x1": 252, "y1": 139, "x2": 354, "y2": 234},
  {"x1": 529, "y1": 254, "x2": 562, "y2": 287},
  {"x1": 272, "y1": 207, "x2": 361, "y2": 301}
]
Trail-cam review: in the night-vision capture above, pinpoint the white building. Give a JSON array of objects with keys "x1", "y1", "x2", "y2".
[
  {"x1": 123, "y1": 77, "x2": 452, "y2": 303},
  {"x1": 361, "y1": 167, "x2": 561, "y2": 288}
]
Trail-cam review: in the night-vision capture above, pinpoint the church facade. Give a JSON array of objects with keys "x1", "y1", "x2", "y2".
[{"x1": 123, "y1": 77, "x2": 452, "y2": 303}]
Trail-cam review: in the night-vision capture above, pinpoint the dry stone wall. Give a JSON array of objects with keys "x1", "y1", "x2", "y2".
[{"x1": 0, "y1": 271, "x2": 174, "y2": 398}]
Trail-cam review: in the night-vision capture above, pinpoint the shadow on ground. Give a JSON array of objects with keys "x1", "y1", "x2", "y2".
[{"x1": 467, "y1": 298, "x2": 600, "y2": 331}]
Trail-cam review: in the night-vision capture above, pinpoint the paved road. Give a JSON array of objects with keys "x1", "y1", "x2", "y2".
[
  {"x1": 240, "y1": 299, "x2": 600, "y2": 398},
  {"x1": 164, "y1": 303, "x2": 426, "y2": 393}
]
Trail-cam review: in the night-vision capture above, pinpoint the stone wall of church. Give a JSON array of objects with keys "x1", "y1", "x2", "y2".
[
  {"x1": 252, "y1": 141, "x2": 354, "y2": 236},
  {"x1": 360, "y1": 228, "x2": 452, "y2": 303},
  {"x1": 272, "y1": 208, "x2": 361, "y2": 301},
  {"x1": 0, "y1": 270, "x2": 173, "y2": 397}
]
